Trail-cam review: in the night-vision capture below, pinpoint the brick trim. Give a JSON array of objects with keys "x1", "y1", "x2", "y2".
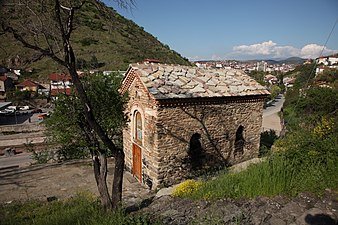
[{"x1": 156, "y1": 95, "x2": 267, "y2": 107}]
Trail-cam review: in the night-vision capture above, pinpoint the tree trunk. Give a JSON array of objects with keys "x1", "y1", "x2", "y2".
[
  {"x1": 2, "y1": 1, "x2": 126, "y2": 210},
  {"x1": 68, "y1": 59, "x2": 124, "y2": 209},
  {"x1": 58, "y1": 4, "x2": 125, "y2": 208},
  {"x1": 111, "y1": 149, "x2": 125, "y2": 209},
  {"x1": 92, "y1": 150, "x2": 112, "y2": 211},
  {"x1": 83, "y1": 126, "x2": 112, "y2": 210}
]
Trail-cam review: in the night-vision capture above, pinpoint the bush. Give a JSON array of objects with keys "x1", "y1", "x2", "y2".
[
  {"x1": 172, "y1": 180, "x2": 203, "y2": 197},
  {"x1": 259, "y1": 130, "x2": 278, "y2": 157},
  {"x1": 80, "y1": 37, "x2": 99, "y2": 46}
]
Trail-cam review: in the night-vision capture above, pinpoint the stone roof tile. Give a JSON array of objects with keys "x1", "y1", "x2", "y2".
[{"x1": 127, "y1": 63, "x2": 269, "y2": 99}]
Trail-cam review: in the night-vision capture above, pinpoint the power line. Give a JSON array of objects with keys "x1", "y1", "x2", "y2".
[
  {"x1": 283, "y1": 17, "x2": 338, "y2": 131},
  {"x1": 296, "y1": 17, "x2": 337, "y2": 103}
]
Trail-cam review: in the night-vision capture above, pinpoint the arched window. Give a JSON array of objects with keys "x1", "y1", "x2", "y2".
[
  {"x1": 234, "y1": 125, "x2": 245, "y2": 156},
  {"x1": 134, "y1": 111, "x2": 142, "y2": 143},
  {"x1": 188, "y1": 133, "x2": 203, "y2": 169}
]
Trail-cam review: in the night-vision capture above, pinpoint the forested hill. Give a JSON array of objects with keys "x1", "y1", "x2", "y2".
[{"x1": 0, "y1": 0, "x2": 191, "y2": 79}]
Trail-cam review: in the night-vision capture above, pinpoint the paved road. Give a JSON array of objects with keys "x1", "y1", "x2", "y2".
[
  {"x1": 263, "y1": 94, "x2": 285, "y2": 117},
  {"x1": 0, "y1": 152, "x2": 33, "y2": 169},
  {"x1": 262, "y1": 94, "x2": 285, "y2": 135}
]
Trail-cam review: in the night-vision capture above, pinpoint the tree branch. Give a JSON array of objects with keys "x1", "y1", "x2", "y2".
[{"x1": 1, "y1": 24, "x2": 66, "y2": 67}]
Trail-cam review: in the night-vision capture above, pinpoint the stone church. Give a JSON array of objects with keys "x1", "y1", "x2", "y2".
[{"x1": 120, "y1": 63, "x2": 269, "y2": 188}]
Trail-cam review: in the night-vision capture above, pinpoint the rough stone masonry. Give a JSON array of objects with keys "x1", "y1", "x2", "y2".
[{"x1": 121, "y1": 63, "x2": 269, "y2": 189}]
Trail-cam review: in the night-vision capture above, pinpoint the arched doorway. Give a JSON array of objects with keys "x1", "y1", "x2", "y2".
[
  {"x1": 234, "y1": 125, "x2": 245, "y2": 157},
  {"x1": 132, "y1": 111, "x2": 142, "y2": 182},
  {"x1": 188, "y1": 133, "x2": 203, "y2": 170}
]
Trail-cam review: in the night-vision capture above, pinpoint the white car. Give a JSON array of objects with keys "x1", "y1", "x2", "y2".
[
  {"x1": 7, "y1": 106, "x2": 17, "y2": 110},
  {"x1": 20, "y1": 106, "x2": 30, "y2": 110},
  {"x1": 5, "y1": 108, "x2": 15, "y2": 113}
]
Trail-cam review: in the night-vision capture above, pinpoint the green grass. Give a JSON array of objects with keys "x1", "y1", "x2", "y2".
[
  {"x1": 0, "y1": 192, "x2": 156, "y2": 225},
  {"x1": 182, "y1": 153, "x2": 338, "y2": 200}
]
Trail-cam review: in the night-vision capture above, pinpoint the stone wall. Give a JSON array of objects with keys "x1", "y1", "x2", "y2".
[
  {"x1": 123, "y1": 72, "x2": 160, "y2": 188},
  {"x1": 155, "y1": 98, "x2": 264, "y2": 186}
]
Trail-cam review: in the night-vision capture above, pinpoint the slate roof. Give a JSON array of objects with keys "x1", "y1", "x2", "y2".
[{"x1": 127, "y1": 63, "x2": 269, "y2": 99}]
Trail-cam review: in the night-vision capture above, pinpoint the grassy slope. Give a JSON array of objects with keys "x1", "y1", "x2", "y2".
[{"x1": 0, "y1": 1, "x2": 190, "y2": 81}]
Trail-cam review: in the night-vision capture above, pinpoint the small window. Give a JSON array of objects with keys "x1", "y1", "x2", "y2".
[{"x1": 135, "y1": 111, "x2": 142, "y2": 143}]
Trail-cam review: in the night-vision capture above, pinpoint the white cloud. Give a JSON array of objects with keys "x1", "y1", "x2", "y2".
[
  {"x1": 233, "y1": 40, "x2": 278, "y2": 56},
  {"x1": 300, "y1": 44, "x2": 336, "y2": 59},
  {"x1": 231, "y1": 41, "x2": 337, "y2": 59}
]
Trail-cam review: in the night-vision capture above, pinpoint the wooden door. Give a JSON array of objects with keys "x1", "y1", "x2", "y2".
[{"x1": 132, "y1": 144, "x2": 142, "y2": 182}]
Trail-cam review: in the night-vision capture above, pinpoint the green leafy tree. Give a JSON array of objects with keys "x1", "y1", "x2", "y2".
[
  {"x1": 249, "y1": 70, "x2": 266, "y2": 86},
  {"x1": 7, "y1": 90, "x2": 32, "y2": 105},
  {"x1": 293, "y1": 63, "x2": 316, "y2": 88},
  {"x1": 1, "y1": 0, "x2": 134, "y2": 211},
  {"x1": 269, "y1": 85, "x2": 281, "y2": 101},
  {"x1": 46, "y1": 72, "x2": 128, "y2": 209}
]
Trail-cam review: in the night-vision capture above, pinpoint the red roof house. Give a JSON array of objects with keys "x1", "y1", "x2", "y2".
[{"x1": 15, "y1": 80, "x2": 39, "y2": 92}]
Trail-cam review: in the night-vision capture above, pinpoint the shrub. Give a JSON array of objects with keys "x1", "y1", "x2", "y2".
[
  {"x1": 259, "y1": 130, "x2": 278, "y2": 156},
  {"x1": 172, "y1": 180, "x2": 203, "y2": 197},
  {"x1": 80, "y1": 37, "x2": 99, "y2": 46}
]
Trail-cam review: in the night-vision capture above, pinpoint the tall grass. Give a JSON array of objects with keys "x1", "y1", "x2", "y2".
[
  {"x1": 0, "y1": 192, "x2": 155, "y2": 225},
  {"x1": 185, "y1": 153, "x2": 338, "y2": 200}
]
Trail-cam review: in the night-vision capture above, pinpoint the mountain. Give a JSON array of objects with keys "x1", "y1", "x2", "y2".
[
  {"x1": 0, "y1": 1, "x2": 191, "y2": 80},
  {"x1": 241, "y1": 57, "x2": 305, "y2": 65},
  {"x1": 278, "y1": 57, "x2": 305, "y2": 65}
]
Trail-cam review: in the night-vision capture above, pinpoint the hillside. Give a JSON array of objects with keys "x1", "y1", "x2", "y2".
[
  {"x1": 279, "y1": 57, "x2": 305, "y2": 64},
  {"x1": 0, "y1": 1, "x2": 191, "y2": 80},
  {"x1": 242, "y1": 57, "x2": 305, "y2": 65}
]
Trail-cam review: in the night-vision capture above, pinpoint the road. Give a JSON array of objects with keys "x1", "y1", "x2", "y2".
[
  {"x1": 0, "y1": 152, "x2": 33, "y2": 170},
  {"x1": 262, "y1": 94, "x2": 285, "y2": 135},
  {"x1": 0, "y1": 131, "x2": 46, "y2": 148}
]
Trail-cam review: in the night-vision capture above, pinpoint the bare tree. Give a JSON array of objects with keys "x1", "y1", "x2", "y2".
[{"x1": 0, "y1": 0, "x2": 133, "y2": 210}]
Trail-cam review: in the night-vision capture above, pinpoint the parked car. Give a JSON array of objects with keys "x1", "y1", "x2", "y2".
[
  {"x1": 19, "y1": 106, "x2": 30, "y2": 110},
  {"x1": 5, "y1": 108, "x2": 15, "y2": 113},
  {"x1": 7, "y1": 106, "x2": 17, "y2": 110},
  {"x1": 0, "y1": 110, "x2": 8, "y2": 115},
  {"x1": 32, "y1": 108, "x2": 43, "y2": 113}
]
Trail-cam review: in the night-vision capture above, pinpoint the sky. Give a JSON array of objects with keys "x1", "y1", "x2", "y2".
[{"x1": 104, "y1": 0, "x2": 338, "y2": 61}]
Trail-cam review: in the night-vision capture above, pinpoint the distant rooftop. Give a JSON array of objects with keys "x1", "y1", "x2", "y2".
[
  {"x1": 16, "y1": 80, "x2": 39, "y2": 87},
  {"x1": 49, "y1": 73, "x2": 72, "y2": 81},
  {"x1": 125, "y1": 63, "x2": 269, "y2": 99}
]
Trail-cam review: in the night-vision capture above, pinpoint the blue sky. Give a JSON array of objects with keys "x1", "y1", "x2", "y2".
[{"x1": 104, "y1": 0, "x2": 338, "y2": 60}]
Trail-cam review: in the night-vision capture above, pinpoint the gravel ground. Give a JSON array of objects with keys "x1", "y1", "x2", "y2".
[{"x1": 0, "y1": 159, "x2": 152, "y2": 208}]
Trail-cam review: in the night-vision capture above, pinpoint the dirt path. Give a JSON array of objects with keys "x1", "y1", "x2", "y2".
[{"x1": 0, "y1": 159, "x2": 152, "y2": 207}]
